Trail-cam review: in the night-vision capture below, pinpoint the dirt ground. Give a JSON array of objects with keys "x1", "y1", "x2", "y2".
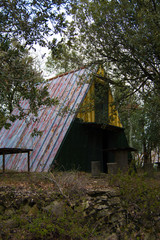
[{"x1": 0, "y1": 171, "x2": 113, "y2": 192}]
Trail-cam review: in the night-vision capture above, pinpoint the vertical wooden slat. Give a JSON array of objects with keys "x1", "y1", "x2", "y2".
[
  {"x1": 3, "y1": 153, "x2": 5, "y2": 173},
  {"x1": 28, "y1": 151, "x2": 30, "y2": 172}
]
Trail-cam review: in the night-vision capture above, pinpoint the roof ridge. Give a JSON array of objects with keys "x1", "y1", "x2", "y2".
[{"x1": 48, "y1": 66, "x2": 86, "y2": 81}]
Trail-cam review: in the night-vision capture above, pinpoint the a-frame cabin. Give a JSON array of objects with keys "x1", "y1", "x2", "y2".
[{"x1": 0, "y1": 66, "x2": 130, "y2": 172}]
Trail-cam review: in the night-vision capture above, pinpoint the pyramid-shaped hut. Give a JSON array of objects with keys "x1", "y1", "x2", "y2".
[{"x1": 0, "y1": 66, "x2": 132, "y2": 172}]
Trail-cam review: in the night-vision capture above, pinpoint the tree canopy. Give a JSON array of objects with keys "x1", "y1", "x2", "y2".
[
  {"x1": 67, "y1": 0, "x2": 160, "y2": 92},
  {"x1": 0, "y1": 39, "x2": 58, "y2": 129},
  {"x1": 58, "y1": 0, "x2": 160, "y2": 161},
  {"x1": 0, "y1": 0, "x2": 69, "y2": 129},
  {"x1": 0, "y1": 0, "x2": 68, "y2": 46},
  {"x1": 46, "y1": 38, "x2": 83, "y2": 74}
]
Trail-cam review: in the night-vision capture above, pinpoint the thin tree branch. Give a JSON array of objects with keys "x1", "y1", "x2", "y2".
[{"x1": 43, "y1": 173, "x2": 74, "y2": 209}]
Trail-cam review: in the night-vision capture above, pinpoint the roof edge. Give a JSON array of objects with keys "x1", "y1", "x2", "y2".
[{"x1": 47, "y1": 66, "x2": 86, "y2": 81}]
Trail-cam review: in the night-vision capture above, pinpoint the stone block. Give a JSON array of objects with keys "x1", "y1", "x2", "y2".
[{"x1": 91, "y1": 161, "x2": 101, "y2": 177}]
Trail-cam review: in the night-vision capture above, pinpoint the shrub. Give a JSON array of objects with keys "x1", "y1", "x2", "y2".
[{"x1": 110, "y1": 171, "x2": 160, "y2": 238}]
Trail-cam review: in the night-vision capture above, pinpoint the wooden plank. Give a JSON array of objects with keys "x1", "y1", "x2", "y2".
[
  {"x1": 3, "y1": 153, "x2": 5, "y2": 173},
  {"x1": 28, "y1": 152, "x2": 30, "y2": 172}
]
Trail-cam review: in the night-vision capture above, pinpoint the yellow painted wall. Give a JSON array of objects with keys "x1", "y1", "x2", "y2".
[
  {"x1": 108, "y1": 88, "x2": 122, "y2": 128},
  {"x1": 76, "y1": 67, "x2": 122, "y2": 128},
  {"x1": 77, "y1": 83, "x2": 95, "y2": 122}
]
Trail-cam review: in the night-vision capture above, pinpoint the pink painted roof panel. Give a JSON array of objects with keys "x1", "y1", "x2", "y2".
[{"x1": 0, "y1": 67, "x2": 95, "y2": 172}]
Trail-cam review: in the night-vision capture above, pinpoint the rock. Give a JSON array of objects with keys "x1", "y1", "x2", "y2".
[
  {"x1": 96, "y1": 204, "x2": 108, "y2": 210},
  {"x1": 99, "y1": 195, "x2": 109, "y2": 200},
  {"x1": 97, "y1": 209, "x2": 112, "y2": 218},
  {"x1": 82, "y1": 200, "x2": 90, "y2": 210},
  {"x1": 43, "y1": 201, "x2": 66, "y2": 218},
  {"x1": 0, "y1": 184, "x2": 159, "y2": 240},
  {"x1": 110, "y1": 197, "x2": 121, "y2": 205},
  {"x1": 88, "y1": 190, "x2": 109, "y2": 197},
  {"x1": 109, "y1": 213, "x2": 119, "y2": 223},
  {"x1": 87, "y1": 209, "x2": 97, "y2": 216},
  {"x1": 105, "y1": 233, "x2": 118, "y2": 240}
]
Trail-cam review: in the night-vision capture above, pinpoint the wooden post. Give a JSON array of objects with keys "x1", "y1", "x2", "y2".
[
  {"x1": 3, "y1": 153, "x2": 5, "y2": 173},
  {"x1": 28, "y1": 151, "x2": 30, "y2": 172}
]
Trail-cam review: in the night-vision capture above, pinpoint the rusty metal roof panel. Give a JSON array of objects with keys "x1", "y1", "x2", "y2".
[{"x1": 0, "y1": 66, "x2": 95, "y2": 172}]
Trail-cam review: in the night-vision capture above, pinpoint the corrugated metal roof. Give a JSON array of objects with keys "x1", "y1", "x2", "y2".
[{"x1": 0, "y1": 66, "x2": 95, "y2": 172}]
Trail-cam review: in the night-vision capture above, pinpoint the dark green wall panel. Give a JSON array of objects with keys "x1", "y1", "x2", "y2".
[{"x1": 54, "y1": 119, "x2": 129, "y2": 172}]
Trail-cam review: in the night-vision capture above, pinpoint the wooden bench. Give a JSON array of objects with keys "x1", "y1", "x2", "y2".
[{"x1": 0, "y1": 148, "x2": 33, "y2": 173}]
